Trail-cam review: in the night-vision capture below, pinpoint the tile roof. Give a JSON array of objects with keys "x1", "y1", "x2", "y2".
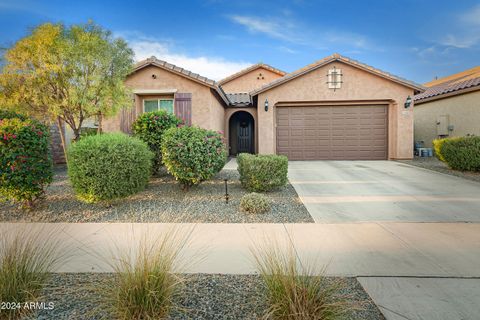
[
  {"x1": 424, "y1": 66, "x2": 480, "y2": 87},
  {"x1": 414, "y1": 75, "x2": 480, "y2": 103},
  {"x1": 218, "y1": 63, "x2": 286, "y2": 85},
  {"x1": 131, "y1": 56, "x2": 217, "y2": 87},
  {"x1": 250, "y1": 53, "x2": 425, "y2": 95},
  {"x1": 226, "y1": 93, "x2": 252, "y2": 106},
  {"x1": 415, "y1": 66, "x2": 480, "y2": 103}
]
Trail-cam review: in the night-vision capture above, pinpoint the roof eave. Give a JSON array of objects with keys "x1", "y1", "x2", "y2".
[
  {"x1": 129, "y1": 59, "x2": 217, "y2": 89},
  {"x1": 415, "y1": 85, "x2": 480, "y2": 105},
  {"x1": 251, "y1": 56, "x2": 425, "y2": 96}
]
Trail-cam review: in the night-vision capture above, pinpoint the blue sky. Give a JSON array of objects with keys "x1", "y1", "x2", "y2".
[{"x1": 0, "y1": 0, "x2": 479, "y2": 82}]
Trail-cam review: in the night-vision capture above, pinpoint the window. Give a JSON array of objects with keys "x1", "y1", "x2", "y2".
[
  {"x1": 327, "y1": 67, "x2": 343, "y2": 90},
  {"x1": 143, "y1": 99, "x2": 174, "y2": 113}
]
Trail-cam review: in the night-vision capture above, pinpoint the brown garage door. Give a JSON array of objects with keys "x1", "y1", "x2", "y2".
[{"x1": 276, "y1": 105, "x2": 388, "y2": 160}]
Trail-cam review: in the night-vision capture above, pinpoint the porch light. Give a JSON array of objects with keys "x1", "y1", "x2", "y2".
[
  {"x1": 404, "y1": 96, "x2": 412, "y2": 108},
  {"x1": 264, "y1": 98, "x2": 269, "y2": 112}
]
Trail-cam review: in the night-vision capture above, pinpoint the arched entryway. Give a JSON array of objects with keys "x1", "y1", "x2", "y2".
[{"x1": 229, "y1": 111, "x2": 255, "y2": 155}]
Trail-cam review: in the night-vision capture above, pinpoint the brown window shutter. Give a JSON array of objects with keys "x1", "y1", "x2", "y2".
[
  {"x1": 174, "y1": 93, "x2": 192, "y2": 126},
  {"x1": 120, "y1": 94, "x2": 137, "y2": 134}
]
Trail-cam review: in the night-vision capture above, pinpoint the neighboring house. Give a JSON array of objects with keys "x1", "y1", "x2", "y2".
[
  {"x1": 414, "y1": 66, "x2": 480, "y2": 147},
  {"x1": 57, "y1": 53, "x2": 424, "y2": 162}
]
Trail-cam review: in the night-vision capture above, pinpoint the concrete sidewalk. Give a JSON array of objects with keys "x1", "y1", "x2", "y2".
[{"x1": 2, "y1": 222, "x2": 479, "y2": 276}]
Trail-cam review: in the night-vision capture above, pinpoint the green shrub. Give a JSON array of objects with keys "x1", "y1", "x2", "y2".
[
  {"x1": 240, "y1": 192, "x2": 271, "y2": 214},
  {"x1": 132, "y1": 111, "x2": 182, "y2": 173},
  {"x1": 67, "y1": 133, "x2": 153, "y2": 203},
  {"x1": 433, "y1": 138, "x2": 447, "y2": 162},
  {"x1": 237, "y1": 153, "x2": 288, "y2": 192},
  {"x1": 0, "y1": 117, "x2": 53, "y2": 208},
  {"x1": 79, "y1": 126, "x2": 98, "y2": 139},
  {"x1": 0, "y1": 110, "x2": 28, "y2": 121},
  {"x1": 162, "y1": 126, "x2": 227, "y2": 187},
  {"x1": 437, "y1": 136, "x2": 480, "y2": 171}
]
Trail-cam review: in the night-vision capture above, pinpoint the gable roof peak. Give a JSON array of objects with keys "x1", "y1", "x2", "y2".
[
  {"x1": 250, "y1": 53, "x2": 425, "y2": 95},
  {"x1": 218, "y1": 62, "x2": 286, "y2": 85},
  {"x1": 131, "y1": 56, "x2": 217, "y2": 87}
]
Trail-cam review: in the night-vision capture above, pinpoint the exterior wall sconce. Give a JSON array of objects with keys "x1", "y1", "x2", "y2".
[
  {"x1": 264, "y1": 98, "x2": 269, "y2": 112},
  {"x1": 404, "y1": 96, "x2": 412, "y2": 108}
]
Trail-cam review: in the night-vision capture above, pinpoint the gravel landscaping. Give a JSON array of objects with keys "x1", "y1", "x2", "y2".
[
  {"x1": 398, "y1": 157, "x2": 480, "y2": 183},
  {"x1": 29, "y1": 273, "x2": 385, "y2": 320},
  {"x1": 0, "y1": 166, "x2": 313, "y2": 223}
]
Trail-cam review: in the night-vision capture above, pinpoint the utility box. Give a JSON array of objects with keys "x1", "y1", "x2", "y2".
[{"x1": 436, "y1": 115, "x2": 450, "y2": 136}]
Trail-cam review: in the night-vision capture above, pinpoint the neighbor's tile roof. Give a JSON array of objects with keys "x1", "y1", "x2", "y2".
[
  {"x1": 218, "y1": 63, "x2": 286, "y2": 85},
  {"x1": 226, "y1": 93, "x2": 252, "y2": 106},
  {"x1": 131, "y1": 56, "x2": 217, "y2": 87},
  {"x1": 250, "y1": 53, "x2": 425, "y2": 95},
  {"x1": 415, "y1": 66, "x2": 480, "y2": 104},
  {"x1": 423, "y1": 66, "x2": 480, "y2": 87}
]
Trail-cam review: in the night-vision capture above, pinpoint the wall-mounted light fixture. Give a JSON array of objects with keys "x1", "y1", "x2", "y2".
[
  {"x1": 404, "y1": 95, "x2": 412, "y2": 108},
  {"x1": 264, "y1": 98, "x2": 269, "y2": 112}
]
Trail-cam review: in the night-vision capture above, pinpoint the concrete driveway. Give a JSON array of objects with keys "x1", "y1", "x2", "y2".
[{"x1": 288, "y1": 161, "x2": 480, "y2": 223}]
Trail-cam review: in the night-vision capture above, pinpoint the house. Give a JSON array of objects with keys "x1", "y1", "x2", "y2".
[
  {"x1": 57, "y1": 53, "x2": 424, "y2": 162},
  {"x1": 414, "y1": 66, "x2": 480, "y2": 148}
]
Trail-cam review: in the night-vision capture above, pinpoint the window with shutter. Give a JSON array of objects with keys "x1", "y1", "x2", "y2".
[{"x1": 143, "y1": 99, "x2": 174, "y2": 113}]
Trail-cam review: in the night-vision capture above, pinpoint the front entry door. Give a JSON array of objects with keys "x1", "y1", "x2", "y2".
[{"x1": 237, "y1": 120, "x2": 252, "y2": 153}]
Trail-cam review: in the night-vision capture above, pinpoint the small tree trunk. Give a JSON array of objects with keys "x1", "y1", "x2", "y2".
[
  {"x1": 56, "y1": 116, "x2": 68, "y2": 162},
  {"x1": 97, "y1": 112, "x2": 103, "y2": 134},
  {"x1": 72, "y1": 128, "x2": 81, "y2": 142}
]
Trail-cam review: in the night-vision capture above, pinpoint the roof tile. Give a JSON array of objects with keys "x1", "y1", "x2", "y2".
[{"x1": 414, "y1": 76, "x2": 480, "y2": 102}]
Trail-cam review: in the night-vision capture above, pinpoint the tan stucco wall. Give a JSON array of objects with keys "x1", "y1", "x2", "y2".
[
  {"x1": 103, "y1": 65, "x2": 225, "y2": 133},
  {"x1": 414, "y1": 90, "x2": 480, "y2": 147},
  {"x1": 256, "y1": 61, "x2": 415, "y2": 159},
  {"x1": 224, "y1": 107, "x2": 258, "y2": 154},
  {"x1": 220, "y1": 67, "x2": 284, "y2": 93}
]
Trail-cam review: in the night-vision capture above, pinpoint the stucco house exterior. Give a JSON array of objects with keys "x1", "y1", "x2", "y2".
[
  {"x1": 414, "y1": 66, "x2": 480, "y2": 148},
  {"x1": 58, "y1": 53, "x2": 424, "y2": 162}
]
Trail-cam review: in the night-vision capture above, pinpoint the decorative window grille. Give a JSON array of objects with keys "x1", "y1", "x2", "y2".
[{"x1": 327, "y1": 66, "x2": 343, "y2": 90}]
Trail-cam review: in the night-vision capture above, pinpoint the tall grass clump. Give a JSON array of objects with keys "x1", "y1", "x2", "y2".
[
  {"x1": 99, "y1": 227, "x2": 194, "y2": 319},
  {"x1": 0, "y1": 226, "x2": 67, "y2": 320},
  {"x1": 251, "y1": 240, "x2": 356, "y2": 320}
]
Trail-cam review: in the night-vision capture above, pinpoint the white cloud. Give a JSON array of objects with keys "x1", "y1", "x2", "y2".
[
  {"x1": 441, "y1": 34, "x2": 480, "y2": 49},
  {"x1": 438, "y1": 5, "x2": 480, "y2": 49},
  {"x1": 116, "y1": 32, "x2": 252, "y2": 81},
  {"x1": 461, "y1": 4, "x2": 480, "y2": 26},
  {"x1": 277, "y1": 46, "x2": 298, "y2": 54},
  {"x1": 228, "y1": 14, "x2": 374, "y2": 50},
  {"x1": 229, "y1": 15, "x2": 300, "y2": 42}
]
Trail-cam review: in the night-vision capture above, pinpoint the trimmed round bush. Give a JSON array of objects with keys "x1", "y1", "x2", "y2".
[
  {"x1": 67, "y1": 133, "x2": 154, "y2": 203},
  {"x1": 132, "y1": 111, "x2": 182, "y2": 173},
  {"x1": 237, "y1": 153, "x2": 288, "y2": 192},
  {"x1": 162, "y1": 126, "x2": 227, "y2": 187},
  {"x1": 0, "y1": 116, "x2": 53, "y2": 208},
  {"x1": 240, "y1": 192, "x2": 271, "y2": 214},
  {"x1": 436, "y1": 136, "x2": 480, "y2": 171}
]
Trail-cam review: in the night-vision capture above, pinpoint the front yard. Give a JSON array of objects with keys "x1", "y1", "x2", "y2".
[
  {"x1": 28, "y1": 273, "x2": 384, "y2": 320},
  {"x1": 0, "y1": 165, "x2": 313, "y2": 223}
]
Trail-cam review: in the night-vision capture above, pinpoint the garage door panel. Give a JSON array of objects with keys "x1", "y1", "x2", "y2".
[{"x1": 276, "y1": 105, "x2": 388, "y2": 160}]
